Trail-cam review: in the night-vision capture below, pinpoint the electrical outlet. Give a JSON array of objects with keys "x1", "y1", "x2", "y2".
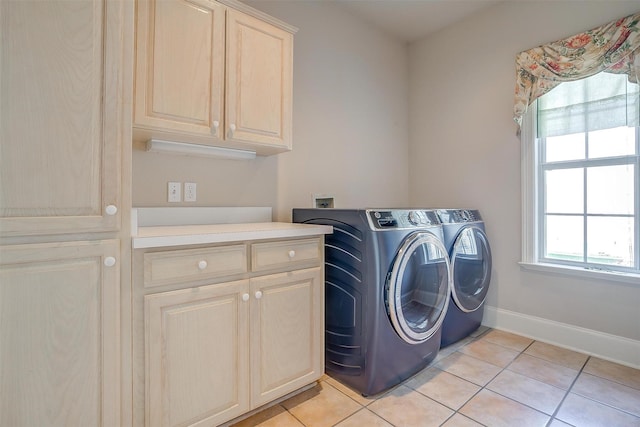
[
  {"x1": 168, "y1": 182, "x2": 181, "y2": 202},
  {"x1": 184, "y1": 182, "x2": 197, "y2": 202},
  {"x1": 312, "y1": 194, "x2": 335, "y2": 208}
]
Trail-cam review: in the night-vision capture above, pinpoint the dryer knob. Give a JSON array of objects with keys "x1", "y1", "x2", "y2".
[
  {"x1": 462, "y1": 210, "x2": 474, "y2": 221},
  {"x1": 408, "y1": 210, "x2": 426, "y2": 225}
]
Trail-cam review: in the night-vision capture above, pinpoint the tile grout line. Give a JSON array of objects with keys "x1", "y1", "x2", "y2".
[{"x1": 545, "y1": 354, "x2": 591, "y2": 426}]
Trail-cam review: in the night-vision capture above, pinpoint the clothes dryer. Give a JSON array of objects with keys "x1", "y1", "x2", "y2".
[
  {"x1": 436, "y1": 209, "x2": 492, "y2": 347},
  {"x1": 293, "y1": 209, "x2": 451, "y2": 396}
]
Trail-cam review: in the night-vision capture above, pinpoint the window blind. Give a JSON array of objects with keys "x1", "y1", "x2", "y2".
[{"x1": 537, "y1": 72, "x2": 639, "y2": 138}]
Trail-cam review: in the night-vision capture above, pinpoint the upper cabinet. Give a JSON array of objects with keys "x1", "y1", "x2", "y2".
[
  {"x1": 133, "y1": 0, "x2": 225, "y2": 140},
  {"x1": 0, "y1": 0, "x2": 128, "y2": 238},
  {"x1": 225, "y1": 9, "x2": 293, "y2": 152},
  {"x1": 133, "y1": 0, "x2": 295, "y2": 156}
]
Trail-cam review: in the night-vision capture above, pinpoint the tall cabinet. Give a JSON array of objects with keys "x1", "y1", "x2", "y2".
[{"x1": 0, "y1": 0, "x2": 133, "y2": 425}]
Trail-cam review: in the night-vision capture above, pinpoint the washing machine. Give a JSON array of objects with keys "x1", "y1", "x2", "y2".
[
  {"x1": 292, "y1": 208, "x2": 451, "y2": 396},
  {"x1": 436, "y1": 209, "x2": 492, "y2": 347}
]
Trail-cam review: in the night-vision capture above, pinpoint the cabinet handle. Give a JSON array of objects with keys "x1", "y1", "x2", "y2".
[
  {"x1": 242, "y1": 293, "x2": 250, "y2": 302},
  {"x1": 197, "y1": 260, "x2": 208, "y2": 270},
  {"x1": 212, "y1": 120, "x2": 219, "y2": 135},
  {"x1": 288, "y1": 250, "x2": 296, "y2": 259},
  {"x1": 104, "y1": 257, "x2": 116, "y2": 267},
  {"x1": 255, "y1": 291, "x2": 263, "y2": 300},
  {"x1": 229, "y1": 123, "x2": 236, "y2": 137},
  {"x1": 105, "y1": 205, "x2": 118, "y2": 216}
]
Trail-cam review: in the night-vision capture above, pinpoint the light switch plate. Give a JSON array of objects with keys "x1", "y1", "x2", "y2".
[{"x1": 168, "y1": 182, "x2": 181, "y2": 202}]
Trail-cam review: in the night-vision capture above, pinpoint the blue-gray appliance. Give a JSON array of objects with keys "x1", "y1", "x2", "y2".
[
  {"x1": 292, "y1": 208, "x2": 451, "y2": 396},
  {"x1": 436, "y1": 209, "x2": 492, "y2": 347}
]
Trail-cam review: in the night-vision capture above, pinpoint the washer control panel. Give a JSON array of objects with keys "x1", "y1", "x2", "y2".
[
  {"x1": 367, "y1": 209, "x2": 440, "y2": 230},
  {"x1": 436, "y1": 209, "x2": 482, "y2": 224}
]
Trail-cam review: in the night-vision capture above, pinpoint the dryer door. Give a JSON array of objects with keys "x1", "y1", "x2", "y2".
[
  {"x1": 451, "y1": 226, "x2": 492, "y2": 312},
  {"x1": 386, "y1": 232, "x2": 451, "y2": 344}
]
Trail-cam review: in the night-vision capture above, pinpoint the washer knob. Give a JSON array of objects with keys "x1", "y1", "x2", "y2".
[{"x1": 408, "y1": 211, "x2": 426, "y2": 225}]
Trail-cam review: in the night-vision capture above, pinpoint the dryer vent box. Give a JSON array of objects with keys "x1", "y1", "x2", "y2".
[{"x1": 312, "y1": 195, "x2": 334, "y2": 208}]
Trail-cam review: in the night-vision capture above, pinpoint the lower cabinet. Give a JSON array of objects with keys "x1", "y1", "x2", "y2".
[
  {"x1": 0, "y1": 240, "x2": 121, "y2": 426},
  {"x1": 145, "y1": 279, "x2": 251, "y2": 427},
  {"x1": 138, "y1": 237, "x2": 324, "y2": 427},
  {"x1": 250, "y1": 268, "x2": 323, "y2": 408}
]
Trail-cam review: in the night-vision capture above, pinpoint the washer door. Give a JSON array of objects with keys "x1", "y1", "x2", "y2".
[
  {"x1": 387, "y1": 232, "x2": 451, "y2": 344},
  {"x1": 451, "y1": 226, "x2": 492, "y2": 313}
]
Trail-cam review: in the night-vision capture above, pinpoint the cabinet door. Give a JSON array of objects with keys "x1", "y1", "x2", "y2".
[
  {"x1": 250, "y1": 267, "x2": 323, "y2": 407},
  {"x1": 145, "y1": 280, "x2": 250, "y2": 427},
  {"x1": 134, "y1": 0, "x2": 225, "y2": 141},
  {"x1": 0, "y1": 240, "x2": 120, "y2": 426},
  {"x1": 0, "y1": 0, "x2": 126, "y2": 237},
  {"x1": 226, "y1": 9, "x2": 293, "y2": 153}
]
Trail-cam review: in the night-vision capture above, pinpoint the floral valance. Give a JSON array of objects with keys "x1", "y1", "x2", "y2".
[{"x1": 514, "y1": 12, "x2": 640, "y2": 127}]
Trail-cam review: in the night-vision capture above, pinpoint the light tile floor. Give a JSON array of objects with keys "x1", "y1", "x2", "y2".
[{"x1": 231, "y1": 327, "x2": 640, "y2": 427}]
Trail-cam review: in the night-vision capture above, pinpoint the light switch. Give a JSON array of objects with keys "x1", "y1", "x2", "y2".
[{"x1": 168, "y1": 182, "x2": 181, "y2": 202}]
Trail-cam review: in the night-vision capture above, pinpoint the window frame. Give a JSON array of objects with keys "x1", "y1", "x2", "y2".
[{"x1": 520, "y1": 100, "x2": 640, "y2": 284}]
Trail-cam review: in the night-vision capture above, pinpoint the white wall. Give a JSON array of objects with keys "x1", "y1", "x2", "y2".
[
  {"x1": 133, "y1": 1, "x2": 410, "y2": 221},
  {"x1": 245, "y1": 0, "x2": 410, "y2": 221},
  {"x1": 409, "y1": 1, "x2": 640, "y2": 365},
  {"x1": 133, "y1": 147, "x2": 280, "y2": 208}
]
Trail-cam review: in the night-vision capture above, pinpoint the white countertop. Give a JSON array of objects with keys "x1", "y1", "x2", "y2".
[
  {"x1": 133, "y1": 221, "x2": 333, "y2": 249},
  {"x1": 131, "y1": 207, "x2": 332, "y2": 249}
]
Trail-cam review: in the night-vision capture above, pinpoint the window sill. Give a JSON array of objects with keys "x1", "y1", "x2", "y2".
[{"x1": 518, "y1": 262, "x2": 640, "y2": 285}]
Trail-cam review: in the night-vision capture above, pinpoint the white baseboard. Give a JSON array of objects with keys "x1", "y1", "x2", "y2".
[{"x1": 483, "y1": 306, "x2": 640, "y2": 369}]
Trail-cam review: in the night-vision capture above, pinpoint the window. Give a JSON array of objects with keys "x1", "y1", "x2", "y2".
[{"x1": 523, "y1": 72, "x2": 640, "y2": 277}]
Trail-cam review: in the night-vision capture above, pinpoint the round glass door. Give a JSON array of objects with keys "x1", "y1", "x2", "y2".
[
  {"x1": 451, "y1": 226, "x2": 492, "y2": 312},
  {"x1": 386, "y1": 232, "x2": 451, "y2": 344}
]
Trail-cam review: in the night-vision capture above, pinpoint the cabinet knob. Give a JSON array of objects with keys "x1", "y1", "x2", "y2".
[
  {"x1": 288, "y1": 250, "x2": 296, "y2": 259},
  {"x1": 212, "y1": 120, "x2": 219, "y2": 135},
  {"x1": 229, "y1": 123, "x2": 236, "y2": 137},
  {"x1": 105, "y1": 205, "x2": 118, "y2": 216},
  {"x1": 242, "y1": 293, "x2": 250, "y2": 302},
  {"x1": 197, "y1": 260, "x2": 208, "y2": 270},
  {"x1": 104, "y1": 257, "x2": 116, "y2": 267},
  {"x1": 255, "y1": 291, "x2": 263, "y2": 300}
]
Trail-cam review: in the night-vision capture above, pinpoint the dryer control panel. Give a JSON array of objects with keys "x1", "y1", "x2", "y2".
[
  {"x1": 436, "y1": 209, "x2": 483, "y2": 224},
  {"x1": 367, "y1": 209, "x2": 441, "y2": 230}
]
